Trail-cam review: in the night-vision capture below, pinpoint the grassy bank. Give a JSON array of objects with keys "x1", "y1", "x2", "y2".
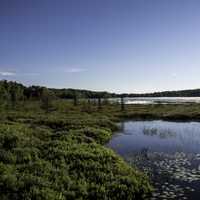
[{"x1": 0, "y1": 100, "x2": 154, "y2": 200}]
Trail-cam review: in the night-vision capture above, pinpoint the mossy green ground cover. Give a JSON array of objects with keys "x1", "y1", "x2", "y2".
[{"x1": 1, "y1": 100, "x2": 200, "y2": 200}]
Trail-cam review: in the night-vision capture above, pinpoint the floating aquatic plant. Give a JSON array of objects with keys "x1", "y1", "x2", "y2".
[{"x1": 126, "y1": 151, "x2": 200, "y2": 200}]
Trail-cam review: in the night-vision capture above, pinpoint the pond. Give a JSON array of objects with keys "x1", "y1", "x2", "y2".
[
  {"x1": 110, "y1": 97, "x2": 200, "y2": 104},
  {"x1": 107, "y1": 120, "x2": 200, "y2": 200}
]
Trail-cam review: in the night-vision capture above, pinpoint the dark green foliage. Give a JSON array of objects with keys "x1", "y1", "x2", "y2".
[
  {"x1": 67, "y1": 127, "x2": 112, "y2": 144},
  {"x1": 0, "y1": 84, "x2": 9, "y2": 108},
  {"x1": 73, "y1": 95, "x2": 78, "y2": 106},
  {"x1": 40, "y1": 88, "x2": 55, "y2": 112},
  {"x1": 0, "y1": 100, "x2": 153, "y2": 200},
  {"x1": 98, "y1": 97, "x2": 102, "y2": 110},
  {"x1": 0, "y1": 80, "x2": 25, "y2": 108},
  {"x1": 120, "y1": 96, "x2": 125, "y2": 111},
  {"x1": 0, "y1": 80, "x2": 116, "y2": 104}
]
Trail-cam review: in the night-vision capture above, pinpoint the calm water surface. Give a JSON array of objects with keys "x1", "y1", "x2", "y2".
[
  {"x1": 110, "y1": 97, "x2": 200, "y2": 104},
  {"x1": 108, "y1": 121, "x2": 200, "y2": 200}
]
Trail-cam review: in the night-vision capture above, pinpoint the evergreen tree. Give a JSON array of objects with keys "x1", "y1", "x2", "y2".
[
  {"x1": 40, "y1": 88, "x2": 55, "y2": 112},
  {"x1": 120, "y1": 96, "x2": 125, "y2": 111}
]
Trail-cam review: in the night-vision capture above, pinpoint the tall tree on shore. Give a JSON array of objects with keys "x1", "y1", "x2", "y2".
[
  {"x1": 9, "y1": 83, "x2": 24, "y2": 108},
  {"x1": 40, "y1": 88, "x2": 55, "y2": 112},
  {"x1": 98, "y1": 97, "x2": 102, "y2": 110},
  {"x1": 73, "y1": 91, "x2": 78, "y2": 106},
  {"x1": 0, "y1": 84, "x2": 9, "y2": 108},
  {"x1": 120, "y1": 95, "x2": 125, "y2": 111}
]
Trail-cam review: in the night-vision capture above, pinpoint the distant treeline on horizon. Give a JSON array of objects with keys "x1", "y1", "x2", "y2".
[{"x1": 1, "y1": 80, "x2": 200, "y2": 101}]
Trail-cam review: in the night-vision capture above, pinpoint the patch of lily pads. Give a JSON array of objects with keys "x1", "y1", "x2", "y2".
[{"x1": 126, "y1": 152, "x2": 200, "y2": 200}]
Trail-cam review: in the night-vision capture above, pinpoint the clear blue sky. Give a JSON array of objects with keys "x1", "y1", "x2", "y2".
[{"x1": 1, "y1": 0, "x2": 200, "y2": 93}]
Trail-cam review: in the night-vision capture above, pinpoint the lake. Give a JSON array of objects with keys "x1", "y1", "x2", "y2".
[
  {"x1": 110, "y1": 97, "x2": 200, "y2": 104},
  {"x1": 107, "y1": 120, "x2": 200, "y2": 200}
]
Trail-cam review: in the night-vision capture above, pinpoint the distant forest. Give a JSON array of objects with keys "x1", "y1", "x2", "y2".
[
  {"x1": 126, "y1": 89, "x2": 200, "y2": 97},
  {"x1": 1, "y1": 80, "x2": 200, "y2": 103}
]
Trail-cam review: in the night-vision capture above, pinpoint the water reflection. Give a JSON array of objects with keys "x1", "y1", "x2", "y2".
[
  {"x1": 143, "y1": 127, "x2": 176, "y2": 139},
  {"x1": 108, "y1": 121, "x2": 200, "y2": 154},
  {"x1": 107, "y1": 120, "x2": 200, "y2": 200}
]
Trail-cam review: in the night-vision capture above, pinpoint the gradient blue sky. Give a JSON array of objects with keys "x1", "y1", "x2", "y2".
[{"x1": 1, "y1": 0, "x2": 200, "y2": 93}]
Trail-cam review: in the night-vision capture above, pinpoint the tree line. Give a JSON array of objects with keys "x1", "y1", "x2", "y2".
[
  {"x1": 0, "y1": 80, "x2": 114, "y2": 102},
  {"x1": 122, "y1": 89, "x2": 200, "y2": 97},
  {"x1": 0, "y1": 81, "x2": 121, "y2": 112},
  {"x1": 1, "y1": 80, "x2": 200, "y2": 107}
]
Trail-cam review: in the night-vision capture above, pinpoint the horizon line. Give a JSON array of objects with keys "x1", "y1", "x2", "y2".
[{"x1": 1, "y1": 79, "x2": 200, "y2": 95}]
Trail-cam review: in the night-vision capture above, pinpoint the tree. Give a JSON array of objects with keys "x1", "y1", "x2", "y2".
[
  {"x1": 0, "y1": 85, "x2": 9, "y2": 108},
  {"x1": 120, "y1": 95, "x2": 125, "y2": 111},
  {"x1": 98, "y1": 97, "x2": 102, "y2": 110},
  {"x1": 9, "y1": 83, "x2": 24, "y2": 108},
  {"x1": 40, "y1": 88, "x2": 55, "y2": 112},
  {"x1": 73, "y1": 93, "x2": 78, "y2": 106}
]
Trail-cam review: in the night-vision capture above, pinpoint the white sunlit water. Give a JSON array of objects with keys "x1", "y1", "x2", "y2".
[{"x1": 109, "y1": 97, "x2": 200, "y2": 105}]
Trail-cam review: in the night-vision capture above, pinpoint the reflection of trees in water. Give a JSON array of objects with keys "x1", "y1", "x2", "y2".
[
  {"x1": 143, "y1": 127, "x2": 158, "y2": 136},
  {"x1": 118, "y1": 122, "x2": 125, "y2": 131},
  {"x1": 143, "y1": 127, "x2": 176, "y2": 139}
]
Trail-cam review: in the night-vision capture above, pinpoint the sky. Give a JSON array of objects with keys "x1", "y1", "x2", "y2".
[{"x1": 1, "y1": 0, "x2": 200, "y2": 93}]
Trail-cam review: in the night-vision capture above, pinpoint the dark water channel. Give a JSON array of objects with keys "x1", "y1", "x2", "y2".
[{"x1": 107, "y1": 121, "x2": 200, "y2": 200}]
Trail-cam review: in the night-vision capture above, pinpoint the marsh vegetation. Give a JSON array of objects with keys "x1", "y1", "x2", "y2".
[{"x1": 1, "y1": 81, "x2": 200, "y2": 199}]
